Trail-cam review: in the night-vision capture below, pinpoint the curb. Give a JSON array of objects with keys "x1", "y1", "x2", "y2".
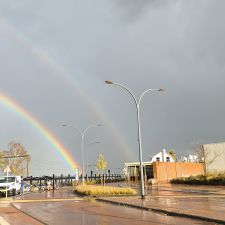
[
  {"x1": 11, "y1": 203, "x2": 48, "y2": 225},
  {"x1": 96, "y1": 198, "x2": 225, "y2": 225}
]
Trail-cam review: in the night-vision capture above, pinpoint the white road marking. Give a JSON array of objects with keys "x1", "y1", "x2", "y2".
[{"x1": 0, "y1": 216, "x2": 10, "y2": 225}]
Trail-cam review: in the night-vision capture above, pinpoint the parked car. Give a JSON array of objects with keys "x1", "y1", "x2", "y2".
[{"x1": 0, "y1": 176, "x2": 21, "y2": 196}]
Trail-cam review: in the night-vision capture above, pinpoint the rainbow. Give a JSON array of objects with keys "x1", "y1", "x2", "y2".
[
  {"x1": 0, "y1": 93, "x2": 78, "y2": 170},
  {"x1": 0, "y1": 19, "x2": 135, "y2": 161}
]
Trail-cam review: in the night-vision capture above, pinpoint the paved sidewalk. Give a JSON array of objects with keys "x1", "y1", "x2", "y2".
[
  {"x1": 98, "y1": 184, "x2": 225, "y2": 224},
  {"x1": 0, "y1": 202, "x2": 42, "y2": 225}
]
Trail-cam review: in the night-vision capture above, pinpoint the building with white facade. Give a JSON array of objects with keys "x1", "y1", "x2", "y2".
[
  {"x1": 181, "y1": 155, "x2": 198, "y2": 163},
  {"x1": 150, "y1": 149, "x2": 175, "y2": 163},
  {"x1": 203, "y1": 142, "x2": 225, "y2": 173}
]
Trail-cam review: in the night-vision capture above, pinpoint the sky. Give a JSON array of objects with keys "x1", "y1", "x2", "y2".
[{"x1": 0, "y1": 0, "x2": 225, "y2": 176}]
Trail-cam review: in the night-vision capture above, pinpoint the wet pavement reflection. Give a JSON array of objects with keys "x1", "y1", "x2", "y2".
[
  {"x1": 101, "y1": 183, "x2": 225, "y2": 223},
  {"x1": 123, "y1": 182, "x2": 225, "y2": 196},
  {"x1": 9, "y1": 187, "x2": 218, "y2": 225},
  {"x1": 12, "y1": 199, "x2": 215, "y2": 225},
  {"x1": 14, "y1": 187, "x2": 76, "y2": 200}
]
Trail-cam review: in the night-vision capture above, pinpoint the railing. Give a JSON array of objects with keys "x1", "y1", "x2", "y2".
[{"x1": 24, "y1": 173, "x2": 124, "y2": 189}]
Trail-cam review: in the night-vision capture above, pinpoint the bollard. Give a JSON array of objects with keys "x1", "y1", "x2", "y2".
[
  {"x1": 61, "y1": 174, "x2": 63, "y2": 187},
  {"x1": 53, "y1": 174, "x2": 55, "y2": 190},
  {"x1": 108, "y1": 170, "x2": 111, "y2": 180},
  {"x1": 68, "y1": 174, "x2": 70, "y2": 185}
]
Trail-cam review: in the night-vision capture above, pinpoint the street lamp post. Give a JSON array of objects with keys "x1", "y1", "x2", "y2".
[
  {"x1": 62, "y1": 124, "x2": 101, "y2": 185},
  {"x1": 105, "y1": 80, "x2": 164, "y2": 199}
]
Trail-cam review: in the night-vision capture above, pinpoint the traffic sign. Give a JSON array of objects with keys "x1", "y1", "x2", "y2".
[{"x1": 4, "y1": 165, "x2": 11, "y2": 173}]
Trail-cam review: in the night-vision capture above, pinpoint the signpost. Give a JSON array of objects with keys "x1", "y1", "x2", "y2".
[
  {"x1": 4, "y1": 165, "x2": 11, "y2": 199},
  {"x1": 74, "y1": 168, "x2": 79, "y2": 185}
]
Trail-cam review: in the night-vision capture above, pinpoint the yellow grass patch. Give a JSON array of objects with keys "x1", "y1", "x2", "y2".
[{"x1": 74, "y1": 185, "x2": 137, "y2": 196}]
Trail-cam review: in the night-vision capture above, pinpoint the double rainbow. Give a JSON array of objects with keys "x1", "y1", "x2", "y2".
[
  {"x1": 0, "y1": 19, "x2": 135, "y2": 164},
  {"x1": 0, "y1": 93, "x2": 78, "y2": 170}
]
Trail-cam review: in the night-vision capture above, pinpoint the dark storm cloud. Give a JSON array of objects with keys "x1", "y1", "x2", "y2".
[
  {"x1": 0, "y1": 0, "x2": 225, "y2": 175},
  {"x1": 113, "y1": 0, "x2": 171, "y2": 22}
]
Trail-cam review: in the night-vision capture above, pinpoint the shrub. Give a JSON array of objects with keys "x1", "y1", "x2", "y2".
[
  {"x1": 85, "y1": 180, "x2": 97, "y2": 185},
  {"x1": 74, "y1": 185, "x2": 137, "y2": 196},
  {"x1": 171, "y1": 172, "x2": 225, "y2": 185}
]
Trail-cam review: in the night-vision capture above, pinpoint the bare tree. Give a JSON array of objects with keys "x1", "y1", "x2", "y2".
[
  {"x1": 0, "y1": 151, "x2": 4, "y2": 169},
  {"x1": 194, "y1": 144, "x2": 221, "y2": 175},
  {"x1": 4, "y1": 141, "x2": 30, "y2": 176}
]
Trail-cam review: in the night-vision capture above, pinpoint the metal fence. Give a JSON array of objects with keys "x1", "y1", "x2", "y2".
[{"x1": 24, "y1": 173, "x2": 123, "y2": 189}]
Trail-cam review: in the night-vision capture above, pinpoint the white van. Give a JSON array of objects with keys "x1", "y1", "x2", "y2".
[{"x1": 0, "y1": 176, "x2": 22, "y2": 196}]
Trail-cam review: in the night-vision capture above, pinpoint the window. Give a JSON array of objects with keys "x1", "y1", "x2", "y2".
[
  {"x1": 166, "y1": 157, "x2": 170, "y2": 162},
  {"x1": 0, "y1": 177, "x2": 15, "y2": 183},
  {"x1": 156, "y1": 157, "x2": 160, "y2": 162}
]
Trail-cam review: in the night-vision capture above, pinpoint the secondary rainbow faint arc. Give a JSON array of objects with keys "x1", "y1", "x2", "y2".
[
  {"x1": 0, "y1": 19, "x2": 135, "y2": 161},
  {"x1": 0, "y1": 93, "x2": 78, "y2": 170}
]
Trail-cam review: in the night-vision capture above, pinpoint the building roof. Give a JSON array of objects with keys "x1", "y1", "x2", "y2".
[{"x1": 125, "y1": 162, "x2": 152, "y2": 167}]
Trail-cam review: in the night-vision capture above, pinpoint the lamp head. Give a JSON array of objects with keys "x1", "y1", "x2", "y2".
[
  {"x1": 105, "y1": 80, "x2": 113, "y2": 85},
  {"x1": 62, "y1": 124, "x2": 72, "y2": 127}
]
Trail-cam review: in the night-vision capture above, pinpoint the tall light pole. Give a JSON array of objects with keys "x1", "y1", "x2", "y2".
[
  {"x1": 105, "y1": 80, "x2": 164, "y2": 199},
  {"x1": 62, "y1": 124, "x2": 102, "y2": 185}
]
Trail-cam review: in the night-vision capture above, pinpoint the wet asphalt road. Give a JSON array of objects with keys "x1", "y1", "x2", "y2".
[
  {"x1": 5, "y1": 188, "x2": 217, "y2": 225},
  {"x1": 12, "y1": 199, "x2": 214, "y2": 225}
]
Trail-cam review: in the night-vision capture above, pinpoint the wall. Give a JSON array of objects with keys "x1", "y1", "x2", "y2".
[
  {"x1": 203, "y1": 142, "x2": 225, "y2": 173},
  {"x1": 153, "y1": 162, "x2": 204, "y2": 182}
]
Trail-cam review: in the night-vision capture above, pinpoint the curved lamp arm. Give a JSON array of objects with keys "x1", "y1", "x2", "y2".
[
  {"x1": 62, "y1": 124, "x2": 82, "y2": 137},
  {"x1": 82, "y1": 124, "x2": 102, "y2": 138},
  {"x1": 105, "y1": 80, "x2": 164, "y2": 107},
  {"x1": 106, "y1": 81, "x2": 138, "y2": 105},
  {"x1": 138, "y1": 88, "x2": 164, "y2": 105}
]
